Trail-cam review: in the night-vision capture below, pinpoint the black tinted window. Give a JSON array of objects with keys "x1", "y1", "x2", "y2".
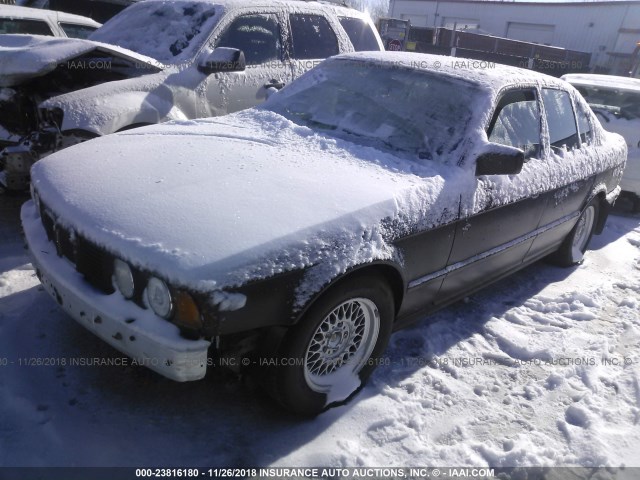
[
  {"x1": 217, "y1": 14, "x2": 281, "y2": 65},
  {"x1": 0, "y1": 18, "x2": 54, "y2": 35},
  {"x1": 338, "y1": 17, "x2": 379, "y2": 51},
  {"x1": 59, "y1": 22, "x2": 97, "y2": 39},
  {"x1": 488, "y1": 89, "x2": 541, "y2": 159},
  {"x1": 289, "y1": 14, "x2": 339, "y2": 59},
  {"x1": 542, "y1": 88, "x2": 579, "y2": 151}
]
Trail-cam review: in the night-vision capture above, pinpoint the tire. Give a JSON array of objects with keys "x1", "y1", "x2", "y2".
[
  {"x1": 266, "y1": 274, "x2": 394, "y2": 416},
  {"x1": 551, "y1": 198, "x2": 600, "y2": 267}
]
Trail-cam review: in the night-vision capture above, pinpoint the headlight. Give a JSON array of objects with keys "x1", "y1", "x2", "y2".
[
  {"x1": 113, "y1": 259, "x2": 135, "y2": 299},
  {"x1": 147, "y1": 277, "x2": 173, "y2": 319}
]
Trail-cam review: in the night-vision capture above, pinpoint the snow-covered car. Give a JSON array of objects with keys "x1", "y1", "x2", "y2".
[
  {"x1": 0, "y1": 0, "x2": 383, "y2": 192},
  {"x1": 22, "y1": 52, "x2": 627, "y2": 415},
  {"x1": 562, "y1": 73, "x2": 640, "y2": 211},
  {"x1": 0, "y1": 5, "x2": 101, "y2": 38}
]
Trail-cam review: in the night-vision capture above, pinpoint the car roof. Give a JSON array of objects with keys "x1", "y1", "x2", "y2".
[
  {"x1": 335, "y1": 51, "x2": 571, "y2": 93},
  {"x1": 136, "y1": 0, "x2": 370, "y2": 17},
  {"x1": 0, "y1": 5, "x2": 101, "y2": 27},
  {"x1": 562, "y1": 73, "x2": 640, "y2": 94}
]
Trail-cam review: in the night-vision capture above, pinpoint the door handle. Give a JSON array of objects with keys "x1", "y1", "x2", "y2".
[{"x1": 264, "y1": 79, "x2": 285, "y2": 90}]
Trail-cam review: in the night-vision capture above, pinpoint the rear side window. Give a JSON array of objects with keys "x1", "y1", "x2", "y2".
[
  {"x1": 217, "y1": 14, "x2": 282, "y2": 65},
  {"x1": 289, "y1": 14, "x2": 339, "y2": 59},
  {"x1": 488, "y1": 89, "x2": 541, "y2": 159},
  {"x1": 59, "y1": 22, "x2": 98, "y2": 39},
  {"x1": 0, "y1": 18, "x2": 54, "y2": 36},
  {"x1": 574, "y1": 100, "x2": 593, "y2": 146},
  {"x1": 542, "y1": 88, "x2": 580, "y2": 151},
  {"x1": 338, "y1": 17, "x2": 379, "y2": 51}
]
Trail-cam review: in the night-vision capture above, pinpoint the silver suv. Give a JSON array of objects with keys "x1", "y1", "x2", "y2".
[{"x1": 0, "y1": 0, "x2": 383, "y2": 191}]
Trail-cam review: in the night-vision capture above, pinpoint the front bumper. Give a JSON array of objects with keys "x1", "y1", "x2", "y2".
[{"x1": 22, "y1": 200, "x2": 211, "y2": 382}]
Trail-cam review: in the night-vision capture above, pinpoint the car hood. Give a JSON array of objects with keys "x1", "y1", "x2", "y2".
[
  {"x1": 30, "y1": 110, "x2": 465, "y2": 290},
  {"x1": 0, "y1": 34, "x2": 162, "y2": 87}
]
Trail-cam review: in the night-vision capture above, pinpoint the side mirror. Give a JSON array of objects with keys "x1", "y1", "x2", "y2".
[
  {"x1": 475, "y1": 143, "x2": 525, "y2": 176},
  {"x1": 198, "y1": 47, "x2": 246, "y2": 74}
]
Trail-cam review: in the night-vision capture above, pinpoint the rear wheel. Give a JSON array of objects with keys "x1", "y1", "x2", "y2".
[
  {"x1": 551, "y1": 198, "x2": 599, "y2": 266},
  {"x1": 266, "y1": 275, "x2": 394, "y2": 416}
]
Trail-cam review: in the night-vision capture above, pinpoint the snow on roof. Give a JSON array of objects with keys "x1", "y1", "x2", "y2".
[
  {"x1": 562, "y1": 73, "x2": 640, "y2": 94},
  {"x1": 337, "y1": 51, "x2": 569, "y2": 92}
]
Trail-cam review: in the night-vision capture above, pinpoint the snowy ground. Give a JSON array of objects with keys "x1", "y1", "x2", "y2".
[{"x1": 1, "y1": 194, "x2": 639, "y2": 468}]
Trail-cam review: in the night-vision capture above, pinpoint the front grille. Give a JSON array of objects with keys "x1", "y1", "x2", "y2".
[
  {"x1": 39, "y1": 201, "x2": 115, "y2": 294},
  {"x1": 55, "y1": 224, "x2": 76, "y2": 263},
  {"x1": 41, "y1": 210, "x2": 55, "y2": 242},
  {"x1": 76, "y1": 236, "x2": 114, "y2": 294}
]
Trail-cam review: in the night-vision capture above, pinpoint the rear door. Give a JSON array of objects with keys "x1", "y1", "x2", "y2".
[
  {"x1": 288, "y1": 13, "x2": 341, "y2": 78},
  {"x1": 525, "y1": 87, "x2": 596, "y2": 258}
]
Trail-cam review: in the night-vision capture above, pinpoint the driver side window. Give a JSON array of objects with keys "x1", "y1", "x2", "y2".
[
  {"x1": 488, "y1": 89, "x2": 541, "y2": 160},
  {"x1": 216, "y1": 14, "x2": 282, "y2": 65}
]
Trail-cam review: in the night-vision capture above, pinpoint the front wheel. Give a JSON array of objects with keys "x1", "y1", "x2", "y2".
[
  {"x1": 550, "y1": 198, "x2": 599, "y2": 267},
  {"x1": 266, "y1": 275, "x2": 394, "y2": 416}
]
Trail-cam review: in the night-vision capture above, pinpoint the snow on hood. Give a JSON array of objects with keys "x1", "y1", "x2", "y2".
[
  {"x1": 0, "y1": 34, "x2": 162, "y2": 87},
  {"x1": 31, "y1": 109, "x2": 467, "y2": 291}
]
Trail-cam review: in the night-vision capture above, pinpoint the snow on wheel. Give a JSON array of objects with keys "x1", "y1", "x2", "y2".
[
  {"x1": 570, "y1": 204, "x2": 596, "y2": 261},
  {"x1": 267, "y1": 275, "x2": 394, "y2": 416},
  {"x1": 552, "y1": 198, "x2": 600, "y2": 267}
]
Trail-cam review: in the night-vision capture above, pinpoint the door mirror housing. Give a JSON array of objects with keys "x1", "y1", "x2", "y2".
[
  {"x1": 475, "y1": 143, "x2": 525, "y2": 176},
  {"x1": 198, "y1": 48, "x2": 246, "y2": 74}
]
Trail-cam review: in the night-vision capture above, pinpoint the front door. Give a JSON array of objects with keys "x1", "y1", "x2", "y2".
[
  {"x1": 200, "y1": 12, "x2": 291, "y2": 116},
  {"x1": 437, "y1": 87, "x2": 548, "y2": 303}
]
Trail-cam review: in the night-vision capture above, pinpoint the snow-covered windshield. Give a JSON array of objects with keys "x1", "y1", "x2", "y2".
[
  {"x1": 576, "y1": 86, "x2": 640, "y2": 119},
  {"x1": 90, "y1": 1, "x2": 220, "y2": 65},
  {"x1": 266, "y1": 59, "x2": 479, "y2": 162}
]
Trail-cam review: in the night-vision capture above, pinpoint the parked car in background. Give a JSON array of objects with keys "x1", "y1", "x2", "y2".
[
  {"x1": 21, "y1": 0, "x2": 138, "y2": 24},
  {"x1": 0, "y1": 0, "x2": 383, "y2": 192},
  {"x1": 563, "y1": 73, "x2": 640, "y2": 211},
  {"x1": 0, "y1": 5, "x2": 100, "y2": 38},
  {"x1": 23, "y1": 52, "x2": 626, "y2": 415}
]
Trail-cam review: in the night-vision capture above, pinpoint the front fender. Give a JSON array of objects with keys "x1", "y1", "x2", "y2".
[{"x1": 292, "y1": 260, "x2": 407, "y2": 325}]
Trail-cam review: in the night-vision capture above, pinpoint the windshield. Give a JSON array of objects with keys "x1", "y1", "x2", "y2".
[
  {"x1": 576, "y1": 86, "x2": 640, "y2": 119},
  {"x1": 266, "y1": 59, "x2": 479, "y2": 162},
  {"x1": 90, "y1": 1, "x2": 220, "y2": 65}
]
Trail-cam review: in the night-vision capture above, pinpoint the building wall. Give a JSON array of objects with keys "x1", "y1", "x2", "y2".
[{"x1": 388, "y1": 0, "x2": 640, "y2": 72}]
